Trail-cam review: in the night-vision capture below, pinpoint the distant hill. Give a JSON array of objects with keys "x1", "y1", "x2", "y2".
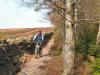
[{"x1": 0, "y1": 28, "x2": 54, "y2": 39}]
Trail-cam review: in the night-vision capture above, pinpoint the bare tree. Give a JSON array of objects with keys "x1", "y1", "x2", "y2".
[{"x1": 62, "y1": 0, "x2": 75, "y2": 75}]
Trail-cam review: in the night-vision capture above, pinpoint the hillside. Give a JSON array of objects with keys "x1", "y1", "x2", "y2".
[{"x1": 0, "y1": 28, "x2": 54, "y2": 39}]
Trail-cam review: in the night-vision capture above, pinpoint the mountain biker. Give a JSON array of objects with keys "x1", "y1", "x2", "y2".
[{"x1": 33, "y1": 30, "x2": 44, "y2": 56}]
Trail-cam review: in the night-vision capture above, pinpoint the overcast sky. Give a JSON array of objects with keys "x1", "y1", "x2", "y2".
[{"x1": 0, "y1": 0, "x2": 52, "y2": 29}]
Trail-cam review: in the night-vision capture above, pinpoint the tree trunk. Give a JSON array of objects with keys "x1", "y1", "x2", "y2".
[
  {"x1": 62, "y1": 0, "x2": 75, "y2": 75},
  {"x1": 74, "y1": 0, "x2": 79, "y2": 44},
  {"x1": 96, "y1": 25, "x2": 100, "y2": 45},
  {"x1": 34, "y1": 0, "x2": 40, "y2": 3}
]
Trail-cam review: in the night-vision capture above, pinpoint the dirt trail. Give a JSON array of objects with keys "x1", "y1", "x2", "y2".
[{"x1": 17, "y1": 38, "x2": 54, "y2": 75}]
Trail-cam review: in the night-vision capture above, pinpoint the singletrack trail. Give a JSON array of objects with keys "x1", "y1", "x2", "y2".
[{"x1": 17, "y1": 38, "x2": 54, "y2": 75}]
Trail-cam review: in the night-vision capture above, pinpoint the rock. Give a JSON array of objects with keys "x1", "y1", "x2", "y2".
[
  {"x1": 88, "y1": 55, "x2": 94, "y2": 63},
  {"x1": 20, "y1": 53, "x2": 29, "y2": 63},
  {"x1": 7, "y1": 39, "x2": 15, "y2": 44}
]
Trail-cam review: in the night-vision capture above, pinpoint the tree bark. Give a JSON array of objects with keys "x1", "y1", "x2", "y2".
[
  {"x1": 62, "y1": 0, "x2": 75, "y2": 75},
  {"x1": 96, "y1": 25, "x2": 100, "y2": 45},
  {"x1": 74, "y1": 0, "x2": 79, "y2": 44}
]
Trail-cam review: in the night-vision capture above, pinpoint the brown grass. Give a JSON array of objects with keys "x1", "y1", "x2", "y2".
[
  {"x1": 73, "y1": 65, "x2": 92, "y2": 75},
  {"x1": 50, "y1": 31, "x2": 63, "y2": 56},
  {"x1": 43, "y1": 56, "x2": 63, "y2": 75},
  {"x1": 0, "y1": 28, "x2": 54, "y2": 39},
  {"x1": 73, "y1": 54, "x2": 92, "y2": 75}
]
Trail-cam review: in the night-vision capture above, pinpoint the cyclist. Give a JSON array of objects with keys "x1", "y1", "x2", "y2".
[{"x1": 33, "y1": 30, "x2": 44, "y2": 57}]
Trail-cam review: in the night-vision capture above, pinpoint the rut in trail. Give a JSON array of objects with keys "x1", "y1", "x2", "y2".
[{"x1": 17, "y1": 38, "x2": 54, "y2": 75}]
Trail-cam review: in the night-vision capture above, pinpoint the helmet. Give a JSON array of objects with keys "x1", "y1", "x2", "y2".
[{"x1": 38, "y1": 30, "x2": 42, "y2": 32}]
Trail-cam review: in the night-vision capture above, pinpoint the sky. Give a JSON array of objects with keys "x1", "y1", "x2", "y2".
[{"x1": 0, "y1": 0, "x2": 52, "y2": 29}]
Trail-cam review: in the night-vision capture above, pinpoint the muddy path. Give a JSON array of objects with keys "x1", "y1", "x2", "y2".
[{"x1": 17, "y1": 38, "x2": 54, "y2": 75}]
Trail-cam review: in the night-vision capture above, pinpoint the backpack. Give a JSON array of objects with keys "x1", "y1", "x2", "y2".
[{"x1": 36, "y1": 34, "x2": 42, "y2": 41}]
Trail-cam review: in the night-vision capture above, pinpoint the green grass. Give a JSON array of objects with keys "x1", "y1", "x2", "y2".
[
  {"x1": 85, "y1": 58, "x2": 100, "y2": 75},
  {"x1": 9, "y1": 35, "x2": 18, "y2": 39},
  {"x1": 0, "y1": 33, "x2": 6, "y2": 38},
  {"x1": 56, "y1": 50, "x2": 62, "y2": 56}
]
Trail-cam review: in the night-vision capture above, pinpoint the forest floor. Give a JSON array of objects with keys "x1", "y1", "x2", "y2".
[{"x1": 16, "y1": 38, "x2": 54, "y2": 75}]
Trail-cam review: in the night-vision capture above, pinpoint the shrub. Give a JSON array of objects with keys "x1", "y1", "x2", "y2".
[{"x1": 88, "y1": 45, "x2": 100, "y2": 57}]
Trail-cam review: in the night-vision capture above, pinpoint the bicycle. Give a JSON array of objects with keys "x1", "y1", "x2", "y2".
[{"x1": 34, "y1": 41, "x2": 42, "y2": 59}]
